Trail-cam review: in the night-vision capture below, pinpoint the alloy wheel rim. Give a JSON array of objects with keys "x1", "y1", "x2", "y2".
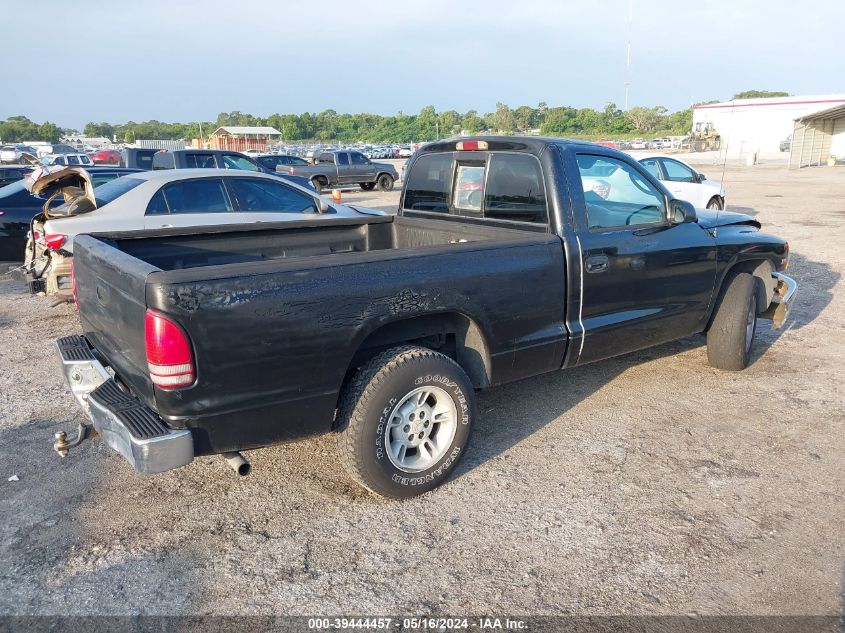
[
  {"x1": 745, "y1": 295, "x2": 756, "y2": 352},
  {"x1": 385, "y1": 386, "x2": 457, "y2": 473}
]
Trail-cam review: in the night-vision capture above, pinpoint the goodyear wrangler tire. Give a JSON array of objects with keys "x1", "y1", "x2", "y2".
[{"x1": 336, "y1": 345, "x2": 475, "y2": 498}]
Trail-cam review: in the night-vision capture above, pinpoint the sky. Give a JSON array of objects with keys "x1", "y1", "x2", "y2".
[{"x1": 3, "y1": 0, "x2": 844, "y2": 130}]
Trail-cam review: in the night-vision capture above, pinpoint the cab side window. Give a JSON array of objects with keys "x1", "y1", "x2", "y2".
[{"x1": 576, "y1": 154, "x2": 667, "y2": 229}]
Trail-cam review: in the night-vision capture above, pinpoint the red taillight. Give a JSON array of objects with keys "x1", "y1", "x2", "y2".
[
  {"x1": 456, "y1": 140, "x2": 488, "y2": 151},
  {"x1": 45, "y1": 233, "x2": 67, "y2": 250},
  {"x1": 32, "y1": 230, "x2": 40, "y2": 241},
  {"x1": 145, "y1": 309, "x2": 195, "y2": 389},
  {"x1": 70, "y1": 261, "x2": 79, "y2": 308}
]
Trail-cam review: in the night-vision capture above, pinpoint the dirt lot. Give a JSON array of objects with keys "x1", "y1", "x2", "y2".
[{"x1": 0, "y1": 163, "x2": 843, "y2": 617}]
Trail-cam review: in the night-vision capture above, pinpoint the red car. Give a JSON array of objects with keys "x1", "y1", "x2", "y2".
[
  {"x1": 595, "y1": 139, "x2": 618, "y2": 150},
  {"x1": 89, "y1": 149, "x2": 121, "y2": 165}
]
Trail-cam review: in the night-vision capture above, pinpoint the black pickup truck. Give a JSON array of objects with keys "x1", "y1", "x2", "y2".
[{"x1": 54, "y1": 136, "x2": 795, "y2": 498}]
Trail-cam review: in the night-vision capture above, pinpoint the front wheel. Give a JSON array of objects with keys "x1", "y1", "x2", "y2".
[
  {"x1": 336, "y1": 345, "x2": 475, "y2": 498},
  {"x1": 376, "y1": 174, "x2": 394, "y2": 191},
  {"x1": 360, "y1": 182, "x2": 375, "y2": 191},
  {"x1": 707, "y1": 272, "x2": 757, "y2": 371},
  {"x1": 706, "y1": 196, "x2": 723, "y2": 210},
  {"x1": 311, "y1": 178, "x2": 325, "y2": 194}
]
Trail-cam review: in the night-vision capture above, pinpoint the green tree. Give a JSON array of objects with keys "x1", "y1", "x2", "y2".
[
  {"x1": 491, "y1": 102, "x2": 515, "y2": 133},
  {"x1": 462, "y1": 110, "x2": 485, "y2": 134},
  {"x1": 513, "y1": 105, "x2": 537, "y2": 130},
  {"x1": 732, "y1": 90, "x2": 789, "y2": 100}
]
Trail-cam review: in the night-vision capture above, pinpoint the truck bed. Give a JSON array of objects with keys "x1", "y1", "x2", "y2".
[{"x1": 73, "y1": 214, "x2": 568, "y2": 455}]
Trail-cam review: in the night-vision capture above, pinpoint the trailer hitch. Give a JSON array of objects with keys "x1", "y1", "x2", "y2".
[{"x1": 53, "y1": 422, "x2": 94, "y2": 457}]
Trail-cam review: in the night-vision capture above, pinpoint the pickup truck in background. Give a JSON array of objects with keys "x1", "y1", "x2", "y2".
[
  {"x1": 55, "y1": 136, "x2": 795, "y2": 498},
  {"x1": 277, "y1": 150, "x2": 400, "y2": 193},
  {"x1": 120, "y1": 148, "x2": 159, "y2": 170},
  {"x1": 151, "y1": 149, "x2": 315, "y2": 190}
]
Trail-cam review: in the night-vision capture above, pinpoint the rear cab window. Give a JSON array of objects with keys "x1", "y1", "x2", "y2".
[{"x1": 402, "y1": 150, "x2": 548, "y2": 225}]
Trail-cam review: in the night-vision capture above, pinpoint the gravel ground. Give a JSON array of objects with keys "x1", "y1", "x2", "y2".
[{"x1": 0, "y1": 162, "x2": 843, "y2": 617}]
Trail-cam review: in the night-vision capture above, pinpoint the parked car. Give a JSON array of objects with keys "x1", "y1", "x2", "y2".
[
  {"x1": 0, "y1": 167, "x2": 140, "y2": 262},
  {"x1": 150, "y1": 149, "x2": 314, "y2": 190},
  {"x1": 0, "y1": 165, "x2": 34, "y2": 188},
  {"x1": 89, "y1": 149, "x2": 121, "y2": 165},
  {"x1": 120, "y1": 148, "x2": 158, "y2": 170},
  {"x1": 1, "y1": 145, "x2": 38, "y2": 164},
  {"x1": 253, "y1": 154, "x2": 310, "y2": 172},
  {"x1": 55, "y1": 136, "x2": 794, "y2": 499},
  {"x1": 636, "y1": 154, "x2": 726, "y2": 210},
  {"x1": 595, "y1": 139, "x2": 618, "y2": 149},
  {"x1": 43, "y1": 153, "x2": 94, "y2": 167},
  {"x1": 629, "y1": 138, "x2": 647, "y2": 150},
  {"x1": 19, "y1": 169, "x2": 371, "y2": 301},
  {"x1": 780, "y1": 135, "x2": 792, "y2": 152},
  {"x1": 275, "y1": 150, "x2": 399, "y2": 193}
]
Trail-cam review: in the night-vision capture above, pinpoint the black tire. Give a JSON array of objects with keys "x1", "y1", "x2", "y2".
[
  {"x1": 707, "y1": 272, "x2": 758, "y2": 371},
  {"x1": 360, "y1": 182, "x2": 375, "y2": 191},
  {"x1": 376, "y1": 174, "x2": 394, "y2": 192},
  {"x1": 336, "y1": 345, "x2": 475, "y2": 498},
  {"x1": 311, "y1": 178, "x2": 325, "y2": 194},
  {"x1": 706, "y1": 196, "x2": 723, "y2": 210}
]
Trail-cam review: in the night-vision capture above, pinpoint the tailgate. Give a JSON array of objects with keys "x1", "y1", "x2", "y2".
[{"x1": 73, "y1": 234, "x2": 161, "y2": 408}]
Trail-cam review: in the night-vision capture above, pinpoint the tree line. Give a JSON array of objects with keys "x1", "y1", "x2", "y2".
[{"x1": 0, "y1": 91, "x2": 789, "y2": 145}]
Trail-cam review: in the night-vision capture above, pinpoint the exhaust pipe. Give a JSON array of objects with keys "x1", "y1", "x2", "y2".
[{"x1": 223, "y1": 451, "x2": 250, "y2": 476}]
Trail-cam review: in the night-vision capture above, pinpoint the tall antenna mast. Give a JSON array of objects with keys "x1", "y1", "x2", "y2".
[{"x1": 624, "y1": 0, "x2": 633, "y2": 110}]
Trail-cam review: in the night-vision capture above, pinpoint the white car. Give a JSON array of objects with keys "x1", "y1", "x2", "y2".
[
  {"x1": 636, "y1": 154, "x2": 726, "y2": 210},
  {"x1": 43, "y1": 153, "x2": 93, "y2": 167},
  {"x1": 25, "y1": 168, "x2": 382, "y2": 301},
  {"x1": 629, "y1": 138, "x2": 647, "y2": 150}
]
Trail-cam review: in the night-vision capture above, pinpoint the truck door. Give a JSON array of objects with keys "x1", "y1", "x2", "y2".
[
  {"x1": 570, "y1": 152, "x2": 717, "y2": 365},
  {"x1": 334, "y1": 152, "x2": 352, "y2": 184},
  {"x1": 347, "y1": 151, "x2": 373, "y2": 185}
]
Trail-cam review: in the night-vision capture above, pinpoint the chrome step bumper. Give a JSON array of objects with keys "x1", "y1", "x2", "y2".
[{"x1": 56, "y1": 335, "x2": 194, "y2": 474}]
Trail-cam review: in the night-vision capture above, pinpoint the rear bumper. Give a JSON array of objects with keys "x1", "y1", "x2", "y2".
[
  {"x1": 760, "y1": 272, "x2": 797, "y2": 328},
  {"x1": 56, "y1": 335, "x2": 194, "y2": 474}
]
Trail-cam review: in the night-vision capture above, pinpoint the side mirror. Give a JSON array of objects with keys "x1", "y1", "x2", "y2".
[
  {"x1": 317, "y1": 198, "x2": 330, "y2": 213},
  {"x1": 697, "y1": 173, "x2": 706, "y2": 183},
  {"x1": 670, "y1": 199, "x2": 697, "y2": 224}
]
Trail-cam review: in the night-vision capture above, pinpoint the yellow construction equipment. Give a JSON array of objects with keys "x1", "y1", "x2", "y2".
[{"x1": 689, "y1": 122, "x2": 721, "y2": 152}]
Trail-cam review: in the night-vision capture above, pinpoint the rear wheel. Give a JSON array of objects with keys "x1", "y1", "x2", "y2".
[
  {"x1": 360, "y1": 182, "x2": 375, "y2": 191},
  {"x1": 376, "y1": 174, "x2": 394, "y2": 192},
  {"x1": 311, "y1": 178, "x2": 325, "y2": 194},
  {"x1": 336, "y1": 345, "x2": 475, "y2": 498},
  {"x1": 707, "y1": 272, "x2": 757, "y2": 371}
]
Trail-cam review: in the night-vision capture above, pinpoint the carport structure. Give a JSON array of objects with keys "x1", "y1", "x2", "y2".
[{"x1": 789, "y1": 104, "x2": 845, "y2": 168}]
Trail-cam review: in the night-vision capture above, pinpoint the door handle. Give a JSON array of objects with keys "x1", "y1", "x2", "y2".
[
  {"x1": 585, "y1": 254, "x2": 609, "y2": 273},
  {"x1": 159, "y1": 224, "x2": 173, "y2": 228}
]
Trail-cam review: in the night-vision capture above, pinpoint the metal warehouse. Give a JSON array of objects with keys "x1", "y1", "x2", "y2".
[
  {"x1": 789, "y1": 104, "x2": 845, "y2": 168},
  {"x1": 693, "y1": 94, "x2": 845, "y2": 160}
]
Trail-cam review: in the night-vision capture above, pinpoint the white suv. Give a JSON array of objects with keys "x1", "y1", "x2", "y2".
[{"x1": 44, "y1": 153, "x2": 94, "y2": 167}]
